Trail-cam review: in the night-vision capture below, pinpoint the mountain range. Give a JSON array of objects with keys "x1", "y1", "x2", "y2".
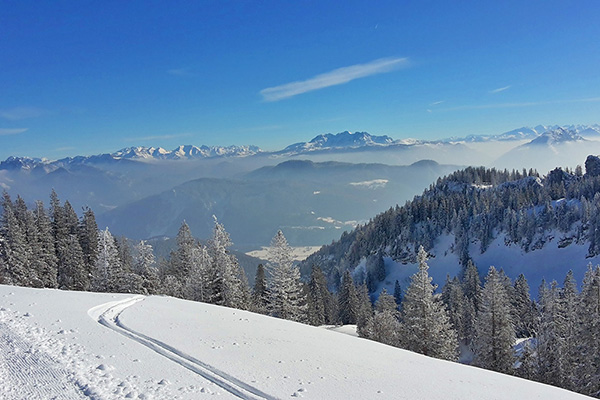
[
  {"x1": 3, "y1": 124, "x2": 599, "y2": 168},
  {"x1": 2, "y1": 124, "x2": 600, "y2": 252}
]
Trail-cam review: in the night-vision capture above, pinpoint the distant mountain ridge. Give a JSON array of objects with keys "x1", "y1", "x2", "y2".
[
  {"x1": 281, "y1": 131, "x2": 395, "y2": 154},
  {"x1": 2, "y1": 125, "x2": 600, "y2": 168},
  {"x1": 112, "y1": 144, "x2": 262, "y2": 160},
  {"x1": 443, "y1": 124, "x2": 600, "y2": 143}
]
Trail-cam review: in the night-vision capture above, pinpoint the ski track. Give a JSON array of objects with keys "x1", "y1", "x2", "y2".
[
  {"x1": 0, "y1": 293, "x2": 191, "y2": 400},
  {"x1": 91, "y1": 296, "x2": 279, "y2": 400}
]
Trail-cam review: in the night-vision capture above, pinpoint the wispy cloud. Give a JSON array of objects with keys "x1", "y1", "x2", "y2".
[
  {"x1": 489, "y1": 85, "x2": 511, "y2": 94},
  {"x1": 441, "y1": 96, "x2": 600, "y2": 112},
  {"x1": 260, "y1": 57, "x2": 410, "y2": 102},
  {"x1": 0, "y1": 107, "x2": 49, "y2": 120},
  {"x1": 0, "y1": 128, "x2": 28, "y2": 136},
  {"x1": 124, "y1": 133, "x2": 193, "y2": 142},
  {"x1": 429, "y1": 100, "x2": 445, "y2": 106},
  {"x1": 167, "y1": 68, "x2": 195, "y2": 77}
]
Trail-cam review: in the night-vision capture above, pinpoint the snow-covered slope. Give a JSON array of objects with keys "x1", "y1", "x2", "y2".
[{"x1": 0, "y1": 285, "x2": 588, "y2": 400}]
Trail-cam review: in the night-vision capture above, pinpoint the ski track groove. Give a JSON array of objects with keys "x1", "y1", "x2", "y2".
[
  {"x1": 93, "y1": 296, "x2": 279, "y2": 400},
  {"x1": 0, "y1": 321, "x2": 89, "y2": 400}
]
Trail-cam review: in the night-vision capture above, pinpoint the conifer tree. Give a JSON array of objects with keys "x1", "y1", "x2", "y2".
[
  {"x1": 57, "y1": 234, "x2": 87, "y2": 290},
  {"x1": 91, "y1": 228, "x2": 124, "y2": 293},
  {"x1": 78, "y1": 207, "x2": 99, "y2": 279},
  {"x1": 0, "y1": 192, "x2": 32, "y2": 286},
  {"x1": 338, "y1": 270, "x2": 359, "y2": 324},
  {"x1": 442, "y1": 275, "x2": 470, "y2": 344},
  {"x1": 555, "y1": 270, "x2": 578, "y2": 390},
  {"x1": 116, "y1": 236, "x2": 134, "y2": 273},
  {"x1": 356, "y1": 283, "x2": 373, "y2": 338},
  {"x1": 63, "y1": 201, "x2": 79, "y2": 237},
  {"x1": 575, "y1": 265, "x2": 600, "y2": 396},
  {"x1": 369, "y1": 289, "x2": 401, "y2": 346},
  {"x1": 33, "y1": 201, "x2": 58, "y2": 288},
  {"x1": 133, "y1": 240, "x2": 160, "y2": 295},
  {"x1": 462, "y1": 259, "x2": 482, "y2": 313},
  {"x1": 252, "y1": 264, "x2": 270, "y2": 314},
  {"x1": 401, "y1": 246, "x2": 457, "y2": 360},
  {"x1": 207, "y1": 217, "x2": 249, "y2": 309},
  {"x1": 183, "y1": 244, "x2": 212, "y2": 302},
  {"x1": 473, "y1": 266, "x2": 515, "y2": 374},
  {"x1": 170, "y1": 221, "x2": 197, "y2": 282},
  {"x1": 535, "y1": 280, "x2": 561, "y2": 385},
  {"x1": 513, "y1": 274, "x2": 535, "y2": 338},
  {"x1": 307, "y1": 265, "x2": 337, "y2": 325},
  {"x1": 268, "y1": 230, "x2": 306, "y2": 322}
]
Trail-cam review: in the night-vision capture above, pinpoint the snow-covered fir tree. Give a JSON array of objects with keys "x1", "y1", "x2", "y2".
[
  {"x1": 206, "y1": 217, "x2": 249, "y2": 309},
  {"x1": 555, "y1": 270, "x2": 579, "y2": 391},
  {"x1": 442, "y1": 275, "x2": 471, "y2": 345},
  {"x1": 252, "y1": 264, "x2": 269, "y2": 314},
  {"x1": 0, "y1": 193, "x2": 31, "y2": 286},
  {"x1": 338, "y1": 270, "x2": 359, "y2": 324},
  {"x1": 170, "y1": 221, "x2": 197, "y2": 281},
  {"x1": 91, "y1": 228, "x2": 124, "y2": 293},
  {"x1": 183, "y1": 244, "x2": 211, "y2": 302},
  {"x1": 78, "y1": 207, "x2": 98, "y2": 281},
  {"x1": 57, "y1": 234, "x2": 87, "y2": 290},
  {"x1": 367, "y1": 289, "x2": 401, "y2": 346},
  {"x1": 400, "y1": 246, "x2": 458, "y2": 361},
  {"x1": 33, "y1": 200, "x2": 58, "y2": 288},
  {"x1": 535, "y1": 280, "x2": 561, "y2": 385},
  {"x1": 473, "y1": 266, "x2": 516, "y2": 374},
  {"x1": 512, "y1": 274, "x2": 535, "y2": 338},
  {"x1": 306, "y1": 265, "x2": 336, "y2": 325},
  {"x1": 575, "y1": 265, "x2": 600, "y2": 396},
  {"x1": 133, "y1": 240, "x2": 160, "y2": 295},
  {"x1": 268, "y1": 230, "x2": 306, "y2": 322},
  {"x1": 355, "y1": 283, "x2": 373, "y2": 338}
]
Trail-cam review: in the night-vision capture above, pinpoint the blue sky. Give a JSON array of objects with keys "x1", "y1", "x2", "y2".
[{"x1": 1, "y1": 0, "x2": 600, "y2": 160}]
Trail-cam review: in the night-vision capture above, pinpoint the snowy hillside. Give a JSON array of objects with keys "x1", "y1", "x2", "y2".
[
  {"x1": 302, "y1": 158, "x2": 600, "y2": 295},
  {"x1": 0, "y1": 284, "x2": 588, "y2": 400}
]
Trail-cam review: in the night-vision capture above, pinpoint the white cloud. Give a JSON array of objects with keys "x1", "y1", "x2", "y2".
[
  {"x1": 349, "y1": 179, "x2": 389, "y2": 189},
  {"x1": 489, "y1": 85, "x2": 511, "y2": 94},
  {"x1": 0, "y1": 128, "x2": 27, "y2": 136},
  {"x1": 429, "y1": 100, "x2": 445, "y2": 106},
  {"x1": 260, "y1": 57, "x2": 409, "y2": 102},
  {"x1": 0, "y1": 107, "x2": 48, "y2": 120}
]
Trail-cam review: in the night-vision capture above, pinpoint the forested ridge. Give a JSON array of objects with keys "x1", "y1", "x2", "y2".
[{"x1": 302, "y1": 155, "x2": 600, "y2": 289}]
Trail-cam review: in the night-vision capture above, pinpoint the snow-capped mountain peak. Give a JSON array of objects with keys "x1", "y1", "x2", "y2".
[
  {"x1": 526, "y1": 127, "x2": 585, "y2": 146},
  {"x1": 283, "y1": 131, "x2": 395, "y2": 153},
  {"x1": 111, "y1": 144, "x2": 262, "y2": 161}
]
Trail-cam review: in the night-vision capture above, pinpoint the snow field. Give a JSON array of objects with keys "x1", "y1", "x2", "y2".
[
  {"x1": 0, "y1": 287, "x2": 235, "y2": 399},
  {"x1": 0, "y1": 285, "x2": 591, "y2": 400}
]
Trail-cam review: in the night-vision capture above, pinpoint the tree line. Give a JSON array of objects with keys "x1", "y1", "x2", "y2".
[{"x1": 2, "y1": 187, "x2": 600, "y2": 397}]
